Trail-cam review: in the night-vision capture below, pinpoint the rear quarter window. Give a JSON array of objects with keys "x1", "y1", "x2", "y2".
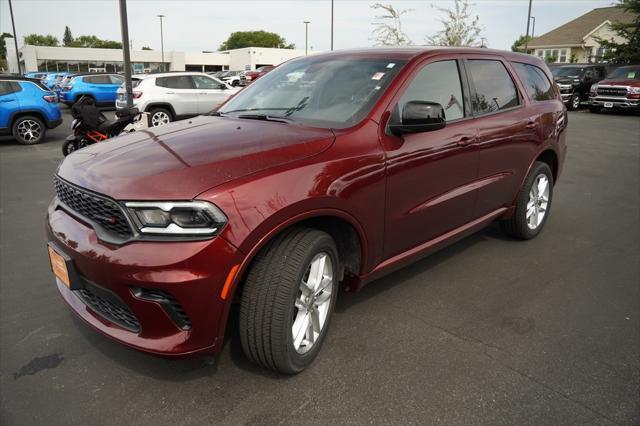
[{"x1": 512, "y1": 62, "x2": 555, "y2": 102}]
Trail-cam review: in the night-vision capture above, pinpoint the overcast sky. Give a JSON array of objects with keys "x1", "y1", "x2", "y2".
[{"x1": 1, "y1": 0, "x2": 616, "y2": 52}]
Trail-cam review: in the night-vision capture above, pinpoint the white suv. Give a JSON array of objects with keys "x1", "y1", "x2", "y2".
[{"x1": 115, "y1": 72, "x2": 240, "y2": 127}]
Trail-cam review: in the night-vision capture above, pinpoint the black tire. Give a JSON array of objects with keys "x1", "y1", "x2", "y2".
[
  {"x1": 589, "y1": 106, "x2": 601, "y2": 113},
  {"x1": 148, "y1": 107, "x2": 173, "y2": 127},
  {"x1": 239, "y1": 227, "x2": 339, "y2": 374},
  {"x1": 12, "y1": 115, "x2": 46, "y2": 145},
  {"x1": 231, "y1": 80, "x2": 239, "y2": 87},
  {"x1": 568, "y1": 94, "x2": 581, "y2": 111},
  {"x1": 500, "y1": 161, "x2": 554, "y2": 240},
  {"x1": 62, "y1": 139, "x2": 78, "y2": 156}
]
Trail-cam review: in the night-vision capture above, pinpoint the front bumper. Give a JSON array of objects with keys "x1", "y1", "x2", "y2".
[
  {"x1": 589, "y1": 96, "x2": 640, "y2": 110},
  {"x1": 46, "y1": 199, "x2": 242, "y2": 357}
]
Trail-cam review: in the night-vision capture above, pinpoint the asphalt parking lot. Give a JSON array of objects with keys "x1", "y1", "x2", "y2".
[{"x1": 0, "y1": 108, "x2": 638, "y2": 425}]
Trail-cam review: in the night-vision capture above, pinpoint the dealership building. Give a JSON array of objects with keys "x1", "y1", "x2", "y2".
[{"x1": 5, "y1": 43, "x2": 309, "y2": 74}]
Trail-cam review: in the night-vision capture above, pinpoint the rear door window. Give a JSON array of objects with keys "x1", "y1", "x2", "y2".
[
  {"x1": 512, "y1": 62, "x2": 555, "y2": 101},
  {"x1": 0, "y1": 81, "x2": 22, "y2": 95},
  {"x1": 398, "y1": 60, "x2": 466, "y2": 121},
  {"x1": 467, "y1": 60, "x2": 520, "y2": 115},
  {"x1": 156, "y1": 76, "x2": 195, "y2": 89},
  {"x1": 83, "y1": 75, "x2": 112, "y2": 84}
]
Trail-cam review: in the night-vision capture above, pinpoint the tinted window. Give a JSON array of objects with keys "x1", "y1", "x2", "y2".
[
  {"x1": 156, "y1": 76, "x2": 194, "y2": 89},
  {"x1": 0, "y1": 81, "x2": 22, "y2": 95},
  {"x1": 193, "y1": 75, "x2": 225, "y2": 90},
  {"x1": 110, "y1": 75, "x2": 124, "y2": 84},
  {"x1": 398, "y1": 60, "x2": 465, "y2": 121},
  {"x1": 83, "y1": 75, "x2": 111, "y2": 84},
  {"x1": 468, "y1": 60, "x2": 519, "y2": 115},
  {"x1": 512, "y1": 63, "x2": 555, "y2": 101}
]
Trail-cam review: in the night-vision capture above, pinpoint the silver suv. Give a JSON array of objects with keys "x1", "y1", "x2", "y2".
[{"x1": 115, "y1": 72, "x2": 240, "y2": 126}]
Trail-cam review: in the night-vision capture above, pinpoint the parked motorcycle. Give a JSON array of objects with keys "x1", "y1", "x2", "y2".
[{"x1": 62, "y1": 96, "x2": 145, "y2": 156}]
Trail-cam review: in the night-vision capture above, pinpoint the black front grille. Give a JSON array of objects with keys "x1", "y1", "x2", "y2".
[
  {"x1": 75, "y1": 288, "x2": 140, "y2": 332},
  {"x1": 54, "y1": 177, "x2": 132, "y2": 239},
  {"x1": 597, "y1": 87, "x2": 628, "y2": 97}
]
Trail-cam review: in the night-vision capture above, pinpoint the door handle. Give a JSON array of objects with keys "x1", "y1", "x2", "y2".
[
  {"x1": 457, "y1": 136, "x2": 476, "y2": 147},
  {"x1": 0, "y1": 99, "x2": 14, "y2": 102},
  {"x1": 165, "y1": 91, "x2": 175, "y2": 94},
  {"x1": 526, "y1": 121, "x2": 538, "y2": 129}
]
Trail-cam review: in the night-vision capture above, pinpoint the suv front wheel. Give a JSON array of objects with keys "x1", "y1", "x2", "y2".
[
  {"x1": 239, "y1": 227, "x2": 339, "y2": 374},
  {"x1": 149, "y1": 108, "x2": 173, "y2": 127}
]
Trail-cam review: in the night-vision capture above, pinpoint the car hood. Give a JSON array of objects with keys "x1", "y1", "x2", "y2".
[
  {"x1": 597, "y1": 79, "x2": 640, "y2": 87},
  {"x1": 57, "y1": 115, "x2": 335, "y2": 200}
]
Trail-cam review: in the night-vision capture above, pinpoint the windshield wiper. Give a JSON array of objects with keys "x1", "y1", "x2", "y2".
[
  {"x1": 220, "y1": 108, "x2": 292, "y2": 114},
  {"x1": 236, "y1": 114, "x2": 294, "y2": 123}
]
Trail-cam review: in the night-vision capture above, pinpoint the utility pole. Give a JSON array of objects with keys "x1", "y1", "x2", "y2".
[
  {"x1": 330, "y1": 0, "x2": 334, "y2": 51},
  {"x1": 8, "y1": 0, "x2": 21, "y2": 74},
  {"x1": 157, "y1": 15, "x2": 166, "y2": 72},
  {"x1": 524, "y1": 0, "x2": 533, "y2": 53},
  {"x1": 304, "y1": 21, "x2": 310, "y2": 56},
  {"x1": 118, "y1": 0, "x2": 133, "y2": 108}
]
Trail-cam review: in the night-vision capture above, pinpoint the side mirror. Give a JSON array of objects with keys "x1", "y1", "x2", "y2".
[{"x1": 388, "y1": 101, "x2": 446, "y2": 136}]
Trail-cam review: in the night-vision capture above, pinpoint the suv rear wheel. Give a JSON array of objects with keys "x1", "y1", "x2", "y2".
[
  {"x1": 13, "y1": 116, "x2": 45, "y2": 145},
  {"x1": 149, "y1": 108, "x2": 172, "y2": 127},
  {"x1": 500, "y1": 161, "x2": 554, "y2": 239},
  {"x1": 239, "y1": 227, "x2": 339, "y2": 374}
]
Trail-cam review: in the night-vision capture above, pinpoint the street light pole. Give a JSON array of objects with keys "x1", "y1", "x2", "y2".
[
  {"x1": 8, "y1": 0, "x2": 21, "y2": 74},
  {"x1": 330, "y1": 0, "x2": 334, "y2": 51},
  {"x1": 304, "y1": 21, "x2": 310, "y2": 56},
  {"x1": 530, "y1": 16, "x2": 536, "y2": 40},
  {"x1": 524, "y1": 0, "x2": 533, "y2": 53},
  {"x1": 157, "y1": 14, "x2": 166, "y2": 72},
  {"x1": 118, "y1": 0, "x2": 133, "y2": 108}
]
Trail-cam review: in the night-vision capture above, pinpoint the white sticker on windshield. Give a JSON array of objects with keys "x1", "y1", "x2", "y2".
[
  {"x1": 372, "y1": 72, "x2": 385, "y2": 80},
  {"x1": 387, "y1": 63, "x2": 396, "y2": 69}
]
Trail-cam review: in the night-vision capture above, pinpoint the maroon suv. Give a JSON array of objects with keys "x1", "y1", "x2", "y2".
[{"x1": 47, "y1": 47, "x2": 567, "y2": 374}]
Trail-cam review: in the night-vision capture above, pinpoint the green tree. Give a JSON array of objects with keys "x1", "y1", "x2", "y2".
[
  {"x1": 426, "y1": 0, "x2": 483, "y2": 47},
  {"x1": 595, "y1": 0, "x2": 639, "y2": 63},
  {"x1": 219, "y1": 30, "x2": 294, "y2": 50},
  {"x1": 511, "y1": 35, "x2": 533, "y2": 52},
  {"x1": 370, "y1": 3, "x2": 413, "y2": 46},
  {"x1": 63, "y1": 26, "x2": 73, "y2": 46},
  {"x1": 1, "y1": 32, "x2": 13, "y2": 59},
  {"x1": 68, "y1": 35, "x2": 122, "y2": 49},
  {"x1": 24, "y1": 34, "x2": 59, "y2": 46},
  {"x1": 141, "y1": 46, "x2": 153, "y2": 50}
]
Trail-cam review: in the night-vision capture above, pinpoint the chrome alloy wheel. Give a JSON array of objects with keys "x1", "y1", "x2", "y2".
[
  {"x1": 151, "y1": 111, "x2": 170, "y2": 126},
  {"x1": 16, "y1": 119, "x2": 42, "y2": 142},
  {"x1": 527, "y1": 174, "x2": 550, "y2": 230},
  {"x1": 292, "y1": 252, "x2": 334, "y2": 354}
]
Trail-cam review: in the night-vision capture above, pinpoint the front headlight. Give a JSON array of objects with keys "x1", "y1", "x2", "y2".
[
  {"x1": 629, "y1": 87, "x2": 640, "y2": 94},
  {"x1": 125, "y1": 201, "x2": 227, "y2": 236},
  {"x1": 590, "y1": 83, "x2": 599, "y2": 92}
]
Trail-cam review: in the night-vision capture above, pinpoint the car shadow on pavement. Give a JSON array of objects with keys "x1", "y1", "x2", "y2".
[{"x1": 66, "y1": 222, "x2": 514, "y2": 381}]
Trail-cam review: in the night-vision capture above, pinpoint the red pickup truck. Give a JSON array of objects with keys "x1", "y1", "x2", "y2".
[{"x1": 589, "y1": 65, "x2": 640, "y2": 113}]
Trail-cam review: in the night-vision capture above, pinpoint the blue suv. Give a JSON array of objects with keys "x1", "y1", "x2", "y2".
[
  {"x1": 59, "y1": 73, "x2": 124, "y2": 107},
  {"x1": 0, "y1": 75, "x2": 62, "y2": 145}
]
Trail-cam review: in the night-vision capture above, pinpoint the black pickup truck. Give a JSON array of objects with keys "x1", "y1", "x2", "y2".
[{"x1": 552, "y1": 64, "x2": 609, "y2": 110}]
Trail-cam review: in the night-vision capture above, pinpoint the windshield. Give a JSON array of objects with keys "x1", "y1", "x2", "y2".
[
  {"x1": 606, "y1": 66, "x2": 640, "y2": 80},
  {"x1": 218, "y1": 56, "x2": 406, "y2": 129},
  {"x1": 552, "y1": 67, "x2": 584, "y2": 78}
]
